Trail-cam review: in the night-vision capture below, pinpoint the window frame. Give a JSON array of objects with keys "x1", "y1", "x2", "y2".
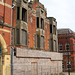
[
  {"x1": 16, "y1": 29, "x2": 20, "y2": 44},
  {"x1": 65, "y1": 43, "x2": 69, "y2": 50},
  {"x1": 21, "y1": 29, "x2": 27, "y2": 46},
  {"x1": 22, "y1": 8, "x2": 27, "y2": 22},
  {"x1": 40, "y1": 36, "x2": 45, "y2": 49},
  {"x1": 17, "y1": 7, "x2": 20, "y2": 20},
  {"x1": 59, "y1": 43, "x2": 63, "y2": 51}
]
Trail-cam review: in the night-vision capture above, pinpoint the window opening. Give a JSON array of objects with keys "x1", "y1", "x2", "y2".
[
  {"x1": 41, "y1": 18, "x2": 44, "y2": 29},
  {"x1": 17, "y1": 7, "x2": 20, "y2": 20},
  {"x1": 50, "y1": 24, "x2": 52, "y2": 33},
  {"x1": 59, "y1": 43, "x2": 63, "y2": 50},
  {"x1": 22, "y1": 29, "x2": 27, "y2": 45},
  {"x1": 22, "y1": 8, "x2": 27, "y2": 22},
  {"x1": 37, "y1": 17, "x2": 39, "y2": 28}
]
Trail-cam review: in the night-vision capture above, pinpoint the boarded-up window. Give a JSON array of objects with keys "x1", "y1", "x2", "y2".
[
  {"x1": 40, "y1": 36, "x2": 45, "y2": 49},
  {"x1": 34, "y1": 35, "x2": 36, "y2": 48},
  {"x1": 41, "y1": 18, "x2": 44, "y2": 29},
  {"x1": 54, "y1": 40, "x2": 56, "y2": 51},
  {"x1": 22, "y1": 30, "x2": 27, "y2": 45},
  {"x1": 22, "y1": 8, "x2": 27, "y2": 22},
  {"x1": 53, "y1": 25, "x2": 56, "y2": 35},
  {"x1": 37, "y1": 35, "x2": 40, "y2": 48},
  {"x1": 16, "y1": 29, "x2": 20, "y2": 44},
  {"x1": 17, "y1": 7, "x2": 20, "y2": 20},
  {"x1": 37, "y1": 17, "x2": 39, "y2": 28},
  {"x1": 49, "y1": 39, "x2": 53, "y2": 51}
]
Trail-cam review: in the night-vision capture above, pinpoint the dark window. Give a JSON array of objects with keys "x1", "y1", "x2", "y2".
[
  {"x1": 50, "y1": 24, "x2": 52, "y2": 33},
  {"x1": 16, "y1": 29, "x2": 20, "y2": 44},
  {"x1": 14, "y1": 48, "x2": 16, "y2": 56},
  {"x1": 37, "y1": 35, "x2": 40, "y2": 48},
  {"x1": 22, "y1": 30, "x2": 27, "y2": 45},
  {"x1": 17, "y1": 7, "x2": 20, "y2": 20},
  {"x1": 59, "y1": 43, "x2": 63, "y2": 50},
  {"x1": 66, "y1": 43, "x2": 69, "y2": 50},
  {"x1": 41, "y1": 18, "x2": 44, "y2": 29},
  {"x1": 67, "y1": 61, "x2": 71, "y2": 69},
  {"x1": 37, "y1": 17, "x2": 39, "y2": 28},
  {"x1": 22, "y1": 8, "x2": 27, "y2": 22}
]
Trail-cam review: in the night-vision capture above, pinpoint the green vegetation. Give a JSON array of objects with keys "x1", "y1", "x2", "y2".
[{"x1": 59, "y1": 72, "x2": 64, "y2": 75}]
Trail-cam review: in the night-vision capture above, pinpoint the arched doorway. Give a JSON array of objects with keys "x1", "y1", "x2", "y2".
[{"x1": 0, "y1": 34, "x2": 8, "y2": 75}]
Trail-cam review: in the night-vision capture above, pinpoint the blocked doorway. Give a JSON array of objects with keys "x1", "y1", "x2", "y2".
[{"x1": 31, "y1": 62, "x2": 38, "y2": 75}]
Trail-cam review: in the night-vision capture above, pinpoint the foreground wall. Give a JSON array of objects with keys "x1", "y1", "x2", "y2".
[{"x1": 13, "y1": 48, "x2": 63, "y2": 75}]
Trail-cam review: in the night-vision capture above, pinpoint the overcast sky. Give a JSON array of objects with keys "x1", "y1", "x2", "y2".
[
  {"x1": 28, "y1": 0, "x2": 75, "y2": 32},
  {"x1": 39, "y1": 0, "x2": 75, "y2": 32}
]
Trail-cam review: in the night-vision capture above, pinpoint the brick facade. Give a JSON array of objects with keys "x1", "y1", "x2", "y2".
[
  {"x1": 12, "y1": 0, "x2": 58, "y2": 52},
  {"x1": 0, "y1": 0, "x2": 63, "y2": 75},
  {"x1": 58, "y1": 29, "x2": 75, "y2": 72},
  {"x1": 0, "y1": 0, "x2": 12, "y2": 52},
  {"x1": 0, "y1": 0, "x2": 12, "y2": 75},
  {"x1": 12, "y1": 0, "x2": 63, "y2": 74}
]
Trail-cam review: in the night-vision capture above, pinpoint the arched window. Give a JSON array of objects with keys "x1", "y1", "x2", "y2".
[
  {"x1": 66, "y1": 43, "x2": 69, "y2": 50},
  {"x1": 59, "y1": 43, "x2": 63, "y2": 50}
]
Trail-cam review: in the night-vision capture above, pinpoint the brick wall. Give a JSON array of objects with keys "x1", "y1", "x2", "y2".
[
  {"x1": 0, "y1": 0, "x2": 12, "y2": 53},
  {"x1": 58, "y1": 33, "x2": 75, "y2": 72}
]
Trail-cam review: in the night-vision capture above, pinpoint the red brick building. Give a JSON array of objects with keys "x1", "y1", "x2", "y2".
[
  {"x1": 12, "y1": 0, "x2": 58, "y2": 51},
  {"x1": 12, "y1": 0, "x2": 63, "y2": 74},
  {"x1": 0, "y1": 0, "x2": 63, "y2": 74},
  {"x1": 0, "y1": 0, "x2": 12, "y2": 74},
  {"x1": 0, "y1": 0, "x2": 12, "y2": 53},
  {"x1": 58, "y1": 29, "x2": 75, "y2": 72}
]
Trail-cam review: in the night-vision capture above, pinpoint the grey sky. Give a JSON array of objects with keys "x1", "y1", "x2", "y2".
[{"x1": 40, "y1": 0, "x2": 75, "y2": 32}]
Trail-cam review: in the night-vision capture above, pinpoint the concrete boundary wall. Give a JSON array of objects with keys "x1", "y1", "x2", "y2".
[
  {"x1": 16, "y1": 48, "x2": 63, "y2": 61},
  {"x1": 13, "y1": 47, "x2": 63, "y2": 75}
]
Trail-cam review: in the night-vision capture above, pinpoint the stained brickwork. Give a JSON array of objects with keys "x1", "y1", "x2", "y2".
[{"x1": 12, "y1": 0, "x2": 58, "y2": 51}]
